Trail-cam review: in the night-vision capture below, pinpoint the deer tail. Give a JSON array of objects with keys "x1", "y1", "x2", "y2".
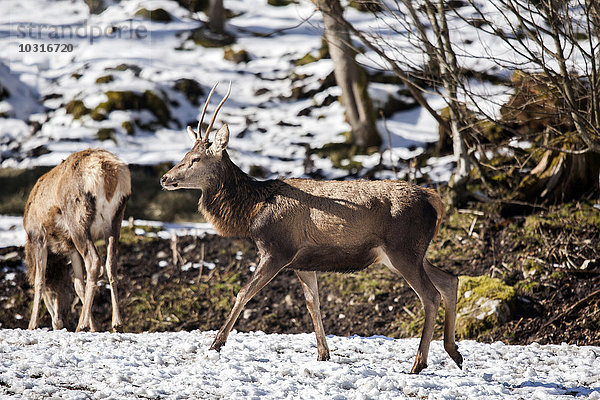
[{"x1": 426, "y1": 189, "x2": 445, "y2": 241}]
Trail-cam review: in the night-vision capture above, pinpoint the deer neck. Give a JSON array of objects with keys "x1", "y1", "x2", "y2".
[{"x1": 199, "y1": 154, "x2": 270, "y2": 238}]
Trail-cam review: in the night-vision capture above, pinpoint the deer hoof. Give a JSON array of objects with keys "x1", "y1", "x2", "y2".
[
  {"x1": 112, "y1": 324, "x2": 123, "y2": 333},
  {"x1": 410, "y1": 362, "x2": 427, "y2": 374},
  {"x1": 210, "y1": 341, "x2": 224, "y2": 352},
  {"x1": 317, "y1": 352, "x2": 330, "y2": 361},
  {"x1": 452, "y1": 350, "x2": 464, "y2": 370}
]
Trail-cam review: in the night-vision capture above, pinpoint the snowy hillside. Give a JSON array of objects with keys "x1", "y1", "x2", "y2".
[
  {"x1": 1, "y1": 329, "x2": 599, "y2": 399},
  {"x1": 0, "y1": 0, "x2": 468, "y2": 181}
]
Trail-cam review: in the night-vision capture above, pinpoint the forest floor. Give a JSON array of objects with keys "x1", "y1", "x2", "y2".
[{"x1": 1, "y1": 198, "x2": 599, "y2": 346}]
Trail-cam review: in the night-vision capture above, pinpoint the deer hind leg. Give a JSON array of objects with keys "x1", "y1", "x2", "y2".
[
  {"x1": 104, "y1": 204, "x2": 125, "y2": 332},
  {"x1": 381, "y1": 249, "x2": 441, "y2": 374},
  {"x1": 42, "y1": 290, "x2": 63, "y2": 330},
  {"x1": 210, "y1": 254, "x2": 285, "y2": 352},
  {"x1": 70, "y1": 234, "x2": 101, "y2": 333},
  {"x1": 70, "y1": 250, "x2": 98, "y2": 331},
  {"x1": 423, "y1": 259, "x2": 463, "y2": 369},
  {"x1": 295, "y1": 270, "x2": 330, "y2": 361},
  {"x1": 28, "y1": 242, "x2": 47, "y2": 330},
  {"x1": 70, "y1": 251, "x2": 85, "y2": 305}
]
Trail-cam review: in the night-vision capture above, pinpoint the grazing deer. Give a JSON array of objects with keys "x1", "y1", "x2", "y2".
[
  {"x1": 24, "y1": 149, "x2": 131, "y2": 332},
  {"x1": 160, "y1": 82, "x2": 463, "y2": 374}
]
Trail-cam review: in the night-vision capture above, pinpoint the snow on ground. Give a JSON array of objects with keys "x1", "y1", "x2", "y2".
[
  {"x1": 0, "y1": 216, "x2": 26, "y2": 249},
  {"x1": 0, "y1": 329, "x2": 598, "y2": 399},
  {"x1": 0, "y1": 216, "x2": 215, "y2": 248}
]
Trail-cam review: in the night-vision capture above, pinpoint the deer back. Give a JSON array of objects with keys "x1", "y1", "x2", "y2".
[{"x1": 24, "y1": 149, "x2": 131, "y2": 257}]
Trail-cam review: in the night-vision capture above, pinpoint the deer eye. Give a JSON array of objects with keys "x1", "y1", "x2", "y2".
[{"x1": 190, "y1": 156, "x2": 202, "y2": 163}]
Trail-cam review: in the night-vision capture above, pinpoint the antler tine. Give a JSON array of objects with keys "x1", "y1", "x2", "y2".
[
  {"x1": 197, "y1": 82, "x2": 219, "y2": 140},
  {"x1": 204, "y1": 80, "x2": 232, "y2": 143}
]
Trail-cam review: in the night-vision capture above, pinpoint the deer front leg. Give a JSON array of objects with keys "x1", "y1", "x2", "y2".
[
  {"x1": 295, "y1": 270, "x2": 330, "y2": 361},
  {"x1": 105, "y1": 235, "x2": 123, "y2": 332},
  {"x1": 28, "y1": 243, "x2": 47, "y2": 330},
  {"x1": 210, "y1": 254, "x2": 284, "y2": 352}
]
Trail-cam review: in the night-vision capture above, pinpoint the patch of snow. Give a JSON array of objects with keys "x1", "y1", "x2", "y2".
[
  {"x1": 0, "y1": 330, "x2": 598, "y2": 399},
  {"x1": 0, "y1": 215, "x2": 217, "y2": 249},
  {"x1": 0, "y1": 216, "x2": 27, "y2": 248}
]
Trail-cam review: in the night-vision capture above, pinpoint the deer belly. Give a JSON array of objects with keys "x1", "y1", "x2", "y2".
[{"x1": 289, "y1": 245, "x2": 378, "y2": 272}]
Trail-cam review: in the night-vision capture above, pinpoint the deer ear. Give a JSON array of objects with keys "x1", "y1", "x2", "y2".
[
  {"x1": 186, "y1": 126, "x2": 198, "y2": 143},
  {"x1": 210, "y1": 124, "x2": 229, "y2": 154}
]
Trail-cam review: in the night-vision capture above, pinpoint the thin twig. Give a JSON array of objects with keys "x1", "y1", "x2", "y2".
[
  {"x1": 232, "y1": 10, "x2": 316, "y2": 38},
  {"x1": 197, "y1": 242, "x2": 205, "y2": 281},
  {"x1": 379, "y1": 110, "x2": 397, "y2": 177}
]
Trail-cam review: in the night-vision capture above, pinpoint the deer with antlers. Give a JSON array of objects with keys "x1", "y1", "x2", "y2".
[
  {"x1": 24, "y1": 149, "x2": 130, "y2": 332},
  {"x1": 160, "y1": 82, "x2": 463, "y2": 373}
]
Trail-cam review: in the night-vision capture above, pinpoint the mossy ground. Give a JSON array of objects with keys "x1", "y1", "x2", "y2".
[{"x1": 455, "y1": 275, "x2": 516, "y2": 339}]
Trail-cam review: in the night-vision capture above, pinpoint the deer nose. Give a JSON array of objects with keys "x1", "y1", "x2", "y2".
[{"x1": 160, "y1": 175, "x2": 169, "y2": 186}]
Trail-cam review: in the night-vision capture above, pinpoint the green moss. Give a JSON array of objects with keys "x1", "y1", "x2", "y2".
[
  {"x1": 456, "y1": 275, "x2": 516, "y2": 339},
  {"x1": 135, "y1": 8, "x2": 172, "y2": 22},
  {"x1": 522, "y1": 257, "x2": 546, "y2": 278},
  {"x1": 515, "y1": 279, "x2": 540, "y2": 295},
  {"x1": 97, "y1": 128, "x2": 116, "y2": 142},
  {"x1": 174, "y1": 78, "x2": 204, "y2": 106},
  {"x1": 110, "y1": 64, "x2": 142, "y2": 75},
  {"x1": 121, "y1": 120, "x2": 135, "y2": 135},
  {"x1": 143, "y1": 90, "x2": 171, "y2": 125},
  {"x1": 95, "y1": 74, "x2": 114, "y2": 84},
  {"x1": 477, "y1": 119, "x2": 505, "y2": 142},
  {"x1": 65, "y1": 100, "x2": 90, "y2": 119},
  {"x1": 93, "y1": 90, "x2": 170, "y2": 126},
  {"x1": 348, "y1": 0, "x2": 383, "y2": 12},
  {"x1": 296, "y1": 53, "x2": 318, "y2": 66},
  {"x1": 90, "y1": 108, "x2": 107, "y2": 121},
  {"x1": 223, "y1": 46, "x2": 250, "y2": 63}
]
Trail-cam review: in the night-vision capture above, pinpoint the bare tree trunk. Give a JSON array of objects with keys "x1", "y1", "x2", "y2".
[
  {"x1": 317, "y1": 0, "x2": 381, "y2": 148},
  {"x1": 208, "y1": 0, "x2": 225, "y2": 34},
  {"x1": 423, "y1": 0, "x2": 471, "y2": 202}
]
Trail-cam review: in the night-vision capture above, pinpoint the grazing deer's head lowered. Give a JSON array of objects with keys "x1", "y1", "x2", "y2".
[
  {"x1": 24, "y1": 149, "x2": 130, "y2": 332},
  {"x1": 161, "y1": 82, "x2": 463, "y2": 374}
]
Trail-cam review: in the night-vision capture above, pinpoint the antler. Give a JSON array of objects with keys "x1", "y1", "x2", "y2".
[
  {"x1": 196, "y1": 82, "x2": 219, "y2": 140},
  {"x1": 203, "y1": 80, "x2": 232, "y2": 144}
]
